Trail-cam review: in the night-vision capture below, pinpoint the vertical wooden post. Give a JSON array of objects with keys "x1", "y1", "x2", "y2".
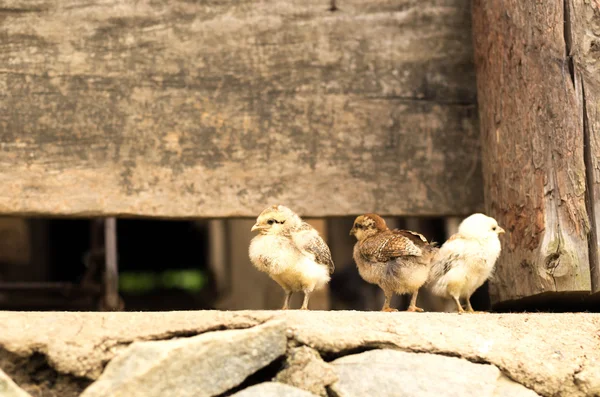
[
  {"x1": 584, "y1": 80, "x2": 600, "y2": 292},
  {"x1": 0, "y1": 218, "x2": 33, "y2": 280},
  {"x1": 472, "y1": 0, "x2": 598, "y2": 305},
  {"x1": 568, "y1": 0, "x2": 600, "y2": 293},
  {"x1": 207, "y1": 219, "x2": 230, "y2": 295},
  {"x1": 103, "y1": 217, "x2": 121, "y2": 311}
]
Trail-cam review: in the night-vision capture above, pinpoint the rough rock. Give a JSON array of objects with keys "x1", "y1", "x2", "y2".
[
  {"x1": 230, "y1": 382, "x2": 319, "y2": 397},
  {"x1": 0, "y1": 311, "x2": 270, "y2": 379},
  {"x1": 0, "y1": 369, "x2": 31, "y2": 397},
  {"x1": 1, "y1": 311, "x2": 599, "y2": 397},
  {"x1": 283, "y1": 311, "x2": 600, "y2": 397},
  {"x1": 274, "y1": 346, "x2": 338, "y2": 396},
  {"x1": 79, "y1": 320, "x2": 287, "y2": 397},
  {"x1": 329, "y1": 349, "x2": 540, "y2": 397}
]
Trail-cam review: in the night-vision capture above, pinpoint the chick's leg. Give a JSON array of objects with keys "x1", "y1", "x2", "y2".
[
  {"x1": 300, "y1": 290, "x2": 311, "y2": 310},
  {"x1": 452, "y1": 295, "x2": 465, "y2": 313},
  {"x1": 282, "y1": 291, "x2": 292, "y2": 310},
  {"x1": 406, "y1": 290, "x2": 424, "y2": 312},
  {"x1": 381, "y1": 290, "x2": 398, "y2": 312},
  {"x1": 466, "y1": 296, "x2": 485, "y2": 313},
  {"x1": 466, "y1": 297, "x2": 475, "y2": 313}
]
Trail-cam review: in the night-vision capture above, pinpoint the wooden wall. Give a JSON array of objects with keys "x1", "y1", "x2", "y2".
[
  {"x1": 472, "y1": 0, "x2": 600, "y2": 304},
  {"x1": 0, "y1": 0, "x2": 481, "y2": 218}
]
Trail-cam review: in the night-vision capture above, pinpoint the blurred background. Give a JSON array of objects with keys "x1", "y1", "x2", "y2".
[{"x1": 0, "y1": 215, "x2": 488, "y2": 312}]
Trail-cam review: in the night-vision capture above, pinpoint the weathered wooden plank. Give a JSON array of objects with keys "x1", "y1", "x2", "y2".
[
  {"x1": 569, "y1": 0, "x2": 600, "y2": 292},
  {"x1": 472, "y1": 0, "x2": 592, "y2": 304},
  {"x1": 0, "y1": 0, "x2": 481, "y2": 217}
]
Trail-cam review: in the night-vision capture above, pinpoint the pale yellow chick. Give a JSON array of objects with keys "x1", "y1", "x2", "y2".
[
  {"x1": 428, "y1": 213, "x2": 505, "y2": 313},
  {"x1": 249, "y1": 205, "x2": 334, "y2": 310}
]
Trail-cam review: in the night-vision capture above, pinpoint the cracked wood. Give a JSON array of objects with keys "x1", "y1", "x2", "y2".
[
  {"x1": 0, "y1": 0, "x2": 481, "y2": 217},
  {"x1": 568, "y1": 0, "x2": 600, "y2": 293},
  {"x1": 472, "y1": 0, "x2": 600, "y2": 303}
]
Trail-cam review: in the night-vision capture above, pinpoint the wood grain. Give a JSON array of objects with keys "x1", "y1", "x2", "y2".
[
  {"x1": 472, "y1": 0, "x2": 597, "y2": 303},
  {"x1": 570, "y1": 0, "x2": 600, "y2": 292},
  {"x1": 0, "y1": 0, "x2": 481, "y2": 217}
]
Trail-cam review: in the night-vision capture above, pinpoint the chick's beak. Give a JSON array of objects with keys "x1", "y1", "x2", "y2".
[
  {"x1": 497, "y1": 226, "x2": 506, "y2": 234},
  {"x1": 349, "y1": 228, "x2": 355, "y2": 236},
  {"x1": 251, "y1": 223, "x2": 260, "y2": 232}
]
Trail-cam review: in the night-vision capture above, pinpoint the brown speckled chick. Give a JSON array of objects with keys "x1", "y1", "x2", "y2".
[{"x1": 350, "y1": 214, "x2": 438, "y2": 312}]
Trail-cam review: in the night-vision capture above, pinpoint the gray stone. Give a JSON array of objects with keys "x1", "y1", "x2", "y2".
[
  {"x1": 2, "y1": 311, "x2": 600, "y2": 397},
  {"x1": 274, "y1": 346, "x2": 338, "y2": 396},
  {"x1": 0, "y1": 369, "x2": 31, "y2": 397},
  {"x1": 231, "y1": 382, "x2": 319, "y2": 397},
  {"x1": 329, "y1": 349, "x2": 540, "y2": 397},
  {"x1": 80, "y1": 320, "x2": 287, "y2": 397}
]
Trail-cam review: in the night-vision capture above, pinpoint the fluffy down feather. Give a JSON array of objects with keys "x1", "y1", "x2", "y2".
[
  {"x1": 350, "y1": 213, "x2": 438, "y2": 312},
  {"x1": 249, "y1": 205, "x2": 334, "y2": 310},
  {"x1": 428, "y1": 213, "x2": 505, "y2": 313}
]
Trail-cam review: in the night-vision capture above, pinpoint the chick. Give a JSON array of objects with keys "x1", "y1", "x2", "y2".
[
  {"x1": 249, "y1": 205, "x2": 335, "y2": 310},
  {"x1": 350, "y1": 214, "x2": 438, "y2": 312},
  {"x1": 428, "y1": 213, "x2": 505, "y2": 313}
]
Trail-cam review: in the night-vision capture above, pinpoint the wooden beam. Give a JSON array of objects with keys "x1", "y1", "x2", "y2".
[
  {"x1": 0, "y1": 0, "x2": 481, "y2": 218},
  {"x1": 472, "y1": 0, "x2": 596, "y2": 304},
  {"x1": 569, "y1": 0, "x2": 600, "y2": 292}
]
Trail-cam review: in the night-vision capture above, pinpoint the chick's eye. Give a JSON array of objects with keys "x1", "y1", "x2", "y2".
[
  {"x1": 492, "y1": 226, "x2": 497, "y2": 231},
  {"x1": 267, "y1": 219, "x2": 275, "y2": 225}
]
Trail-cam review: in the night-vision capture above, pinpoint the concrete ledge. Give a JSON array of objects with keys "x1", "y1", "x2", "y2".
[{"x1": 0, "y1": 311, "x2": 599, "y2": 396}]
